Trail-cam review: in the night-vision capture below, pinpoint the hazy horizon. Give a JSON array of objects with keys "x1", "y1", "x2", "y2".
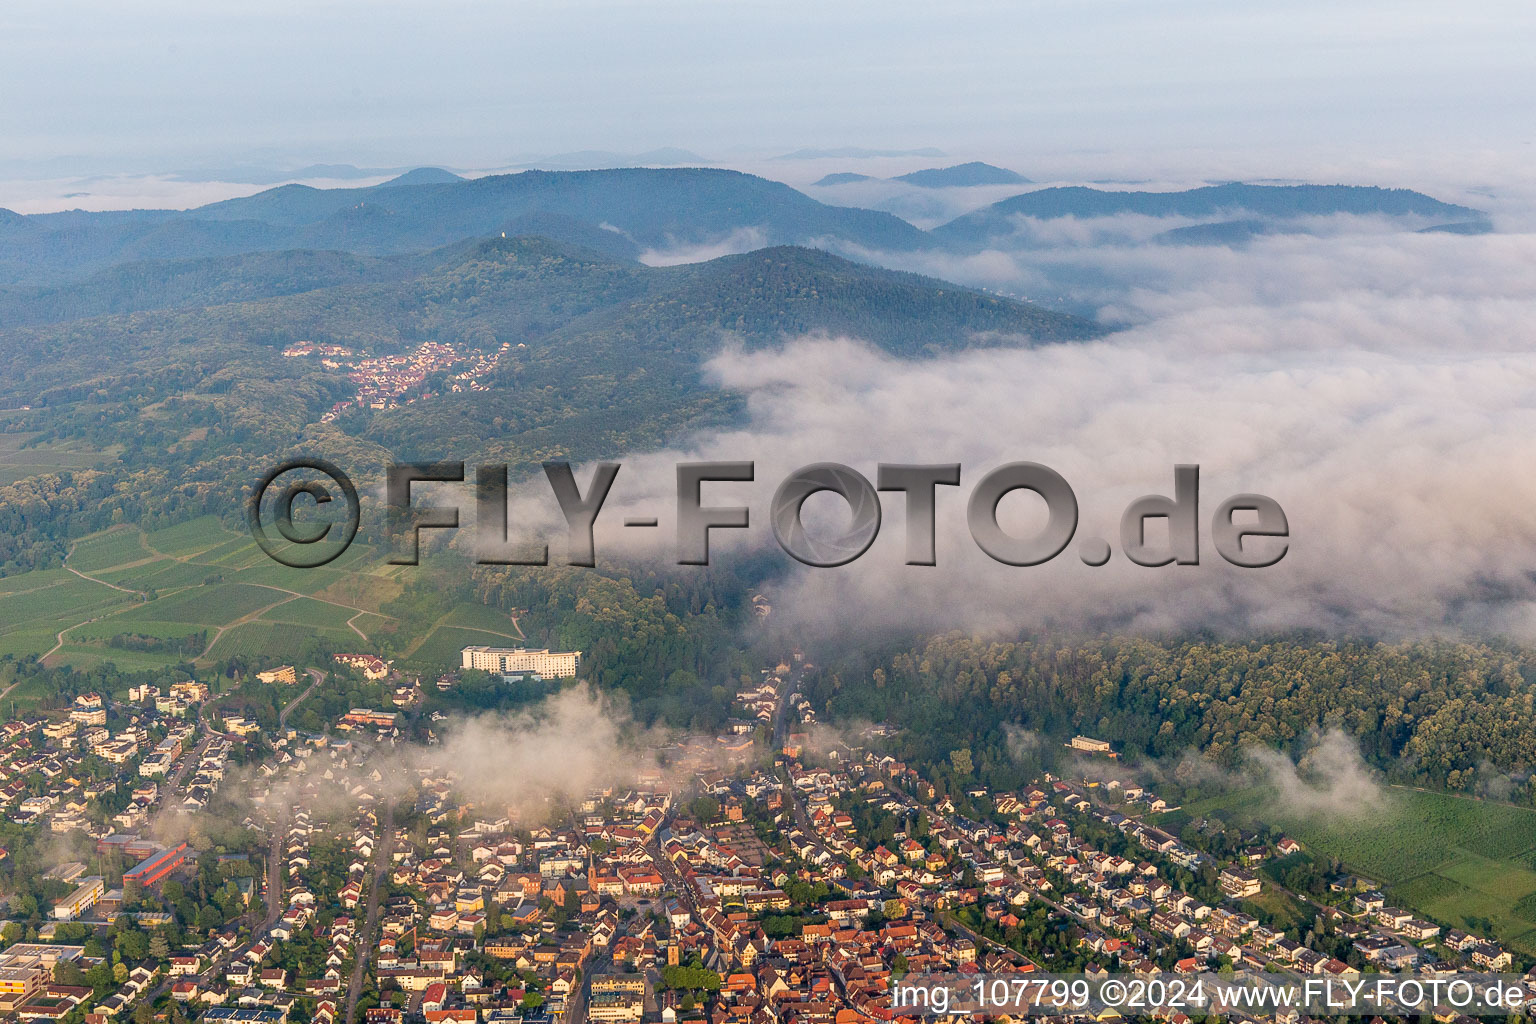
[{"x1": 5, "y1": 0, "x2": 1534, "y2": 182}]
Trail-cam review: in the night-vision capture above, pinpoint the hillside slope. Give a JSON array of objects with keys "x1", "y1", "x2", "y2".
[
  {"x1": 0, "y1": 168, "x2": 933, "y2": 286},
  {"x1": 934, "y1": 183, "x2": 1485, "y2": 246},
  {"x1": 0, "y1": 237, "x2": 1100, "y2": 475}
]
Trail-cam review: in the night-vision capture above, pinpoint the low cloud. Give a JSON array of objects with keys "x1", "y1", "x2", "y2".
[
  {"x1": 639, "y1": 227, "x2": 769, "y2": 266},
  {"x1": 431, "y1": 186, "x2": 1536, "y2": 652},
  {"x1": 1245, "y1": 729, "x2": 1388, "y2": 819},
  {"x1": 1162, "y1": 729, "x2": 1388, "y2": 820},
  {"x1": 1004, "y1": 724, "x2": 1045, "y2": 761},
  {"x1": 420, "y1": 684, "x2": 654, "y2": 816},
  {"x1": 213, "y1": 684, "x2": 661, "y2": 830}
]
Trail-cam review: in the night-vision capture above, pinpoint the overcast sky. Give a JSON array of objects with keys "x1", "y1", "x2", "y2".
[{"x1": 4, "y1": 0, "x2": 1534, "y2": 176}]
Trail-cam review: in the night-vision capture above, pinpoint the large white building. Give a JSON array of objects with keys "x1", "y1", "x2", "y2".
[
  {"x1": 461, "y1": 646, "x2": 582, "y2": 678},
  {"x1": 53, "y1": 877, "x2": 105, "y2": 921}
]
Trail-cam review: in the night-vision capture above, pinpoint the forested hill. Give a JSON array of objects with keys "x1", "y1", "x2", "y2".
[
  {"x1": 0, "y1": 249, "x2": 416, "y2": 328},
  {"x1": 0, "y1": 167, "x2": 932, "y2": 287},
  {"x1": 810, "y1": 633, "x2": 1536, "y2": 803},
  {"x1": 934, "y1": 182, "x2": 1487, "y2": 246},
  {"x1": 0, "y1": 237, "x2": 1099, "y2": 572}
]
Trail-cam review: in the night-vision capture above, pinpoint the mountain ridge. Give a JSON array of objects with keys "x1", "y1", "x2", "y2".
[
  {"x1": 0, "y1": 167, "x2": 935, "y2": 287},
  {"x1": 935, "y1": 182, "x2": 1486, "y2": 246}
]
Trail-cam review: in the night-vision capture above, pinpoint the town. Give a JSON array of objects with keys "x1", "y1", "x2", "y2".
[
  {"x1": 281, "y1": 340, "x2": 512, "y2": 423},
  {"x1": 0, "y1": 647, "x2": 1531, "y2": 1024}
]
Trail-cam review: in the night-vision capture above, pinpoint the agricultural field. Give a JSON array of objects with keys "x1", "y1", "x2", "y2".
[
  {"x1": 113, "y1": 582, "x2": 285, "y2": 625},
  {"x1": 141, "y1": 515, "x2": 240, "y2": 558},
  {"x1": 201, "y1": 621, "x2": 355, "y2": 663},
  {"x1": 0, "y1": 628, "x2": 68, "y2": 660},
  {"x1": 0, "y1": 516, "x2": 536, "y2": 678},
  {"x1": 67, "y1": 528, "x2": 151, "y2": 573},
  {"x1": 0, "y1": 574, "x2": 137, "y2": 660},
  {"x1": 440, "y1": 602, "x2": 524, "y2": 637},
  {"x1": 1161, "y1": 785, "x2": 1536, "y2": 955},
  {"x1": 0, "y1": 431, "x2": 114, "y2": 486},
  {"x1": 261, "y1": 596, "x2": 367, "y2": 631},
  {"x1": 0, "y1": 568, "x2": 74, "y2": 594},
  {"x1": 402, "y1": 624, "x2": 525, "y2": 669}
]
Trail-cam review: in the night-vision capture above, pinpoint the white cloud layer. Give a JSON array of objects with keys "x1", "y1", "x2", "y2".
[{"x1": 494, "y1": 223, "x2": 1536, "y2": 643}]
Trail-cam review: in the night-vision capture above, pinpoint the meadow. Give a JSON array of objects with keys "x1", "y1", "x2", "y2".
[
  {"x1": 0, "y1": 432, "x2": 115, "y2": 486},
  {"x1": 1162, "y1": 785, "x2": 1536, "y2": 956},
  {"x1": 0, "y1": 516, "x2": 524, "y2": 682}
]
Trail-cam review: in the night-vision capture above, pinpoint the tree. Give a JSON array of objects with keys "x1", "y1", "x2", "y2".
[
  {"x1": 149, "y1": 933, "x2": 170, "y2": 961},
  {"x1": 86, "y1": 960, "x2": 114, "y2": 990},
  {"x1": 116, "y1": 929, "x2": 149, "y2": 960},
  {"x1": 54, "y1": 961, "x2": 87, "y2": 986}
]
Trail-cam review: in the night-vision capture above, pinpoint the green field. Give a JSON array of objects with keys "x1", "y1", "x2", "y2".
[
  {"x1": 0, "y1": 432, "x2": 114, "y2": 486},
  {"x1": 142, "y1": 515, "x2": 240, "y2": 558},
  {"x1": 441, "y1": 602, "x2": 524, "y2": 636},
  {"x1": 66, "y1": 618, "x2": 209, "y2": 644},
  {"x1": 68, "y1": 528, "x2": 152, "y2": 572},
  {"x1": 0, "y1": 568, "x2": 74, "y2": 594},
  {"x1": 202, "y1": 621, "x2": 354, "y2": 663},
  {"x1": 1161, "y1": 785, "x2": 1536, "y2": 955},
  {"x1": 99, "y1": 558, "x2": 224, "y2": 593},
  {"x1": 0, "y1": 628, "x2": 67, "y2": 660},
  {"x1": 114, "y1": 582, "x2": 284, "y2": 625},
  {"x1": 403, "y1": 624, "x2": 524, "y2": 668},
  {"x1": 349, "y1": 612, "x2": 394, "y2": 641},
  {"x1": 0, "y1": 517, "x2": 525, "y2": 678},
  {"x1": 0, "y1": 577, "x2": 132, "y2": 625},
  {"x1": 261, "y1": 596, "x2": 364, "y2": 631},
  {"x1": 0, "y1": 574, "x2": 137, "y2": 661}
]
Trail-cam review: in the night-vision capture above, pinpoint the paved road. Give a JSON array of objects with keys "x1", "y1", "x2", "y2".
[
  {"x1": 649, "y1": 836, "x2": 699, "y2": 915},
  {"x1": 772, "y1": 671, "x2": 802, "y2": 748},
  {"x1": 260, "y1": 810, "x2": 286, "y2": 933},
  {"x1": 281, "y1": 669, "x2": 325, "y2": 729},
  {"x1": 563, "y1": 950, "x2": 611, "y2": 1024},
  {"x1": 165, "y1": 733, "x2": 214, "y2": 791},
  {"x1": 772, "y1": 670, "x2": 847, "y2": 867},
  {"x1": 345, "y1": 801, "x2": 396, "y2": 1024}
]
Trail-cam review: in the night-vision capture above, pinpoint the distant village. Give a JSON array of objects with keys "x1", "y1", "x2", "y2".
[{"x1": 280, "y1": 340, "x2": 514, "y2": 423}]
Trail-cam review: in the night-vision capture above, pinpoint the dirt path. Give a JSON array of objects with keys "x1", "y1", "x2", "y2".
[
  {"x1": 31, "y1": 538, "x2": 151, "y2": 665},
  {"x1": 64, "y1": 565, "x2": 144, "y2": 595},
  {"x1": 196, "y1": 584, "x2": 397, "y2": 666}
]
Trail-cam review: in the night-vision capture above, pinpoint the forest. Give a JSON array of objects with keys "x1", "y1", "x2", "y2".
[{"x1": 809, "y1": 632, "x2": 1536, "y2": 804}]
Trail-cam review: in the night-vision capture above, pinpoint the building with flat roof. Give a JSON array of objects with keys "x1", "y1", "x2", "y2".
[
  {"x1": 460, "y1": 646, "x2": 581, "y2": 678},
  {"x1": 124, "y1": 842, "x2": 187, "y2": 889},
  {"x1": 0, "y1": 945, "x2": 83, "y2": 1010},
  {"x1": 588, "y1": 990, "x2": 644, "y2": 1024},
  {"x1": 52, "y1": 877, "x2": 105, "y2": 921},
  {"x1": 204, "y1": 1008, "x2": 290, "y2": 1024},
  {"x1": 338, "y1": 708, "x2": 399, "y2": 731}
]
